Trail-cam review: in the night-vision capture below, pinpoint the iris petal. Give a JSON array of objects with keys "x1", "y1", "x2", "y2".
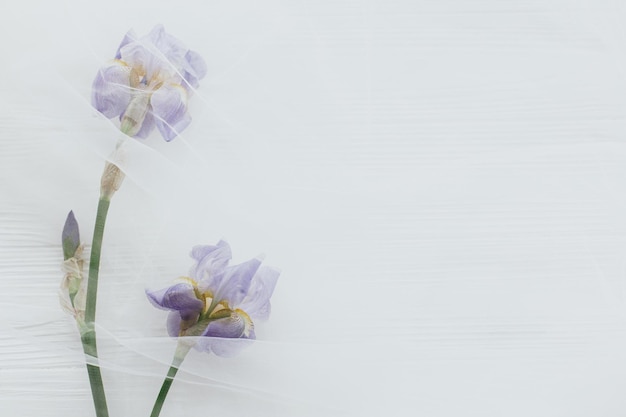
[
  {"x1": 91, "y1": 62, "x2": 131, "y2": 118},
  {"x1": 191, "y1": 240, "x2": 231, "y2": 264},
  {"x1": 215, "y1": 258, "x2": 261, "y2": 306},
  {"x1": 204, "y1": 315, "x2": 247, "y2": 339},
  {"x1": 239, "y1": 266, "x2": 280, "y2": 320},
  {"x1": 132, "y1": 110, "x2": 155, "y2": 139},
  {"x1": 115, "y1": 29, "x2": 137, "y2": 59},
  {"x1": 196, "y1": 312, "x2": 255, "y2": 356},
  {"x1": 150, "y1": 84, "x2": 191, "y2": 142},
  {"x1": 147, "y1": 25, "x2": 187, "y2": 68},
  {"x1": 182, "y1": 50, "x2": 207, "y2": 89},
  {"x1": 146, "y1": 282, "x2": 203, "y2": 314},
  {"x1": 190, "y1": 240, "x2": 232, "y2": 284}
]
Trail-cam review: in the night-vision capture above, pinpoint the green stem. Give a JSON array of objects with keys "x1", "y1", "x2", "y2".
[
  {"x1": 82, "y1": 197, "x2": 112, "y2": 417},
  {"x1": 81, "y1": 328, "x2": 109, "y2": 417},
  {"x1": 85, "y1": 198, "x2": 110, "y2": 324},
  {"x1": 150, "y1": 343, "x2": 192, "y2": 417}
]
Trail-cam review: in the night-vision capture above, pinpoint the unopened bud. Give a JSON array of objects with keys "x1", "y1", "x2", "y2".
[{"x1": 62, "y1": 211, "x2": 80, "y2": 260}]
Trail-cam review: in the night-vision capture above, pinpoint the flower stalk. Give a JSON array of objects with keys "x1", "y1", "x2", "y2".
[
  {"x1": 80, "y1": 159, "x2": 124, "y2": 417},
  {"x1": 85, "y1": 197, "x2": 111, "y2": 324},
  {"x1": 81, "y1": 327, "x2": 109, "y2": 417},
  {"x1": 80, "y1": 196, "x2": 111, "y2": 417},
  {"x1": 149, "y1": 342, "x2": 192, "y2": 417},
  {"x1": 61, "y1": 206, "x2": 114, "y2": 417}
]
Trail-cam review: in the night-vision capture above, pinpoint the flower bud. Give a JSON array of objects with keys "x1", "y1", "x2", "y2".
[{"x1": 62, "y1": 211, "x2": 80, "y2": 260}]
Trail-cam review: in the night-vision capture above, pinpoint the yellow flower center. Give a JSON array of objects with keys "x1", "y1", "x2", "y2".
[{"x1": 176, "y1": 277, "x2": 254, "y2": 337}]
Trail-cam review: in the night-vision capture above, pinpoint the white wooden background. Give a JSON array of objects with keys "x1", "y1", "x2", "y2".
[{"x1": 3, "y1": 0, "x2": 626, "y2": 415}]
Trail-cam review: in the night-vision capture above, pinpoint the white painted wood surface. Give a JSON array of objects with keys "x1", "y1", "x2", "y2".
[{"x1": 3, "y1": 0, "x2": 626, "y2": 415}]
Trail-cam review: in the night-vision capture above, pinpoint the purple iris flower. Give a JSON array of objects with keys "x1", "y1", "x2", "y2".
[
  {"x1": 147, "y1": 241, "x2": 279, "y2": 356},
  {"x1": 92, "y1": 25, "x2": 207, "y2": 141}
]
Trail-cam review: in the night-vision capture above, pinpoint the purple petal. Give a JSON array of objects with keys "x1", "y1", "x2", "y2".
[
  {"x1": 190, "y1": 241, "x2": 232, "y2": 283},
  {"x1": 62, "y1": 211, "x2": 80, "y2": 260},
  {"x1": 239, "y1": 266, "x2": 280, "y2": 321},
  {"x1": 204, "y1": 315, "x2": 247, "y2": 338},
  {"x1": 91, "y1": 62, "x2": 131, "y2": 118},
  {"x1": 118, "y1": 44, "x2": 151, "y2": 76},
  {"x1": 118, "y1": 34, "x2": 162, "y2": 81},
  {"x1": 148, "y1": 25, "x2": 187, "y2": 62},
  {"x1": 150, "y1": 84, "x2": 191, "y2": 141},
  {"x1": 215, "y1": 258, "x2": 261, "y2": 306},
  {"x1": 146, "y1": 283, "x2": 203, "y2": 315},
  {"x1": 115, "y1": 29, "x2": 138, "y2": 59},
  {"x1": 156, "y1": 110, "x2": 190, "y2": 142},
  {"x1": 182, "y1": 50, "x2": 207, "y2": 89},
  {"x1": 191, "y1": 240, "x2": 231, "y2": 263},
  {"x1": 196, "y1": 314, "x2": 256, "y2": 356},
  {"x1": 119, "y1": 25, "x2": 186, "y2": 81},
  {"x1": 146, "y1": 24, "x2": 166, "y2": 43},
  {"x1": 132, "y1": 109, "x2": 155, "y2": 139},
  {"x1": 143, "y1": 26, "x2": 202, "y2": 84}
]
